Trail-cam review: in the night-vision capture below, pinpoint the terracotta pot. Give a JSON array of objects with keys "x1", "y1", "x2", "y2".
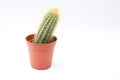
[{"x1": 26, "y1": 34, "x2": 57, "y2": 70}]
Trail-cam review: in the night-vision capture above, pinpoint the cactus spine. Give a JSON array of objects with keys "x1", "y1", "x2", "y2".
[{"x1": 33, "y1": 8, "x2": 59, "y2": 44}]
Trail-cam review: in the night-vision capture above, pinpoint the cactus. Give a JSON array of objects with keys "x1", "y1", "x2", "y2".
[{"x1": 33, "y1": 8, "x2": 59, "y2": 44}]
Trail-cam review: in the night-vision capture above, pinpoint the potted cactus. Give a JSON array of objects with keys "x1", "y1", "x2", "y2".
[{"x1": 25, "y1": 8, "x2": 59, "y2": 70}]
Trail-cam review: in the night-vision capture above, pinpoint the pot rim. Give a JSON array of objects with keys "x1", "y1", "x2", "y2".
[{"x1": 26, "y1": 34, "x2": 57, "y2": 45}]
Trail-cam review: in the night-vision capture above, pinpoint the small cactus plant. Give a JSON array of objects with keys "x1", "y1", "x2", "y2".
[{"x1": 33, "y1": 8, "x2": 59, "y2": 44}]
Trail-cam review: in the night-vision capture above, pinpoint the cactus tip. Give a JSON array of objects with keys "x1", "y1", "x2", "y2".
[{"x1": 51, "y1": 8, "x2": 59, "y2": 14}]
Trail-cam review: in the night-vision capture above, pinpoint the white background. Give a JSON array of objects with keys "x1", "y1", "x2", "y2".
[{"x1": 0, "y1": 0, "x2": 120, "y2": 80}]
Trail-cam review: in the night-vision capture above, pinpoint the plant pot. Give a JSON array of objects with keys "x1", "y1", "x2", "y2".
[{"x1": 26, "y1": 34, "x2": 57, "y2": 70}]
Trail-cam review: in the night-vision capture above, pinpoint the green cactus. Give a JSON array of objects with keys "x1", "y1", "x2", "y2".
[{"x1": 33, "y1": 8, "x2": 59, "y2": 44}]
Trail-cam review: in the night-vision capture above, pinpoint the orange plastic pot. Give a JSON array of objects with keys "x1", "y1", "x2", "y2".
[{"x1": 26, "y1": 34, "x2": 57, "y2": 70}]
